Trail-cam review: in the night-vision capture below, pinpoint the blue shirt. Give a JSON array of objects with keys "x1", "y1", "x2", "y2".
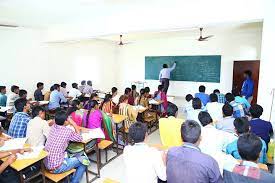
[
  {"x1": 250, "y1": 118, "x2": 273, "y2": 147},
  {"x1": 0, "y1": 93, "x2": 7, "y2": 107},
  {"x1": 241, "y1": 78, "x2": 254, "y2": 99},
  {"x1": 230, "y1": 101, "x2": 245, "y2": 118},
  {"x1": 226, "y1": 137, "x2": 267, "y2": 164},
  {"x1": 195, "y1": 92, "x2": 209, "y2": 106},
  {"x1": 8, "y1": 112, "x2": 31, "y2": 138},
  {"x1": 48, "y1": 90, "x2": 67, "y2": 110},
  {"x1": 235, "y1": 96, "x2": 251, "y2": 109}
]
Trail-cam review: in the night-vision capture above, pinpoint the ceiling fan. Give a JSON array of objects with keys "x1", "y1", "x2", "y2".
[
  {"x1": 198, "y1": 28, "x2": 213, "y2": 41},
  {"x1": 118, "y1": 34, "x2": 131, "y2": 46},
  {"x1": 0, "y1": 24, "x2": 18, "y2": 28}
]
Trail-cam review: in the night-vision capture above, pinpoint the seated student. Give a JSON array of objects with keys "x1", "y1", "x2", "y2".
[
  {"x1": 83, "y1": 100, "x2": 103, "y2": 129},
  {"x1": 26, "y1": 106, "x2": 52, "y2": 146},
  {"x1": 137, "y1": 88, "x2": 157, "y2": 122},
  {"x1": 123, "y1": 122, "x2": 166, "y2": 183},
  {"x1": 6, "y1": 85, "x2": 19, "y2": 108},
  {"x1": 249, "y1": 104, "x2": 273, "y2": 148},
  {"x1": 19, "y1": 89, "x2": 28, "y2": 100},
  {"x1": 83, "y1": 93, "x2": 98, "y2": 109},
  {"x1": 225, "y1": 93, "x2": 245, "y2": 118},
  {"x1": 206, "y1": 93, "x2": 224, "y2": 122},
  {"x1": 167, "y1": 120, "x2": 222, "y2": 183},
  {"x1": 232, "y1": 88, "x2": 251, "y2": 110},
  {"x1": 44, "y1": 110, "x2": 87, "y2": 183},
  {"x1": 44, "y1": 85, "x2": 54, "y2": 101},
  {"x1": 111, "y1": 87, "x2": 119, "y2": 105},
  {"x1": 8, "y1": 98, "x2": 31, "y2": 138},
  {"x1": 68, "y1": 83, "x2": 82, "y2": 100},
  {"x1": 224, "y1": 133, "x2": 275, "y2": 183},
  {"x1": 118, "y1": 95, "x2": 138, "y2": 130},
  {"x1": 100, "y1": 94, "x2": 114, "y2": 114},
  {"x1": 226, "y1": 117, "x2": 267, "y2": 164},
  {"x1": 128, "y1": 85, "x2": 138, "y2": 106},
  {"x1": 78, "y1": 80, "x2": 86, "y2": 93},
  {"x1": 67, "y1": 100, "x2": 84, "y2": 127},
  {"x1": 124, "y1": 87, "x2": 132, "y2": 97},
  {"x1": 83, "y1": 80, "x2": 93, "y2": 95},
  {"x1": 214, "y1": 89, "x2": 226, "y2": 104},
  {"x1": 216, "y1": 104, "x2": 235, "y2": 133},
  {"x1": 186, "y1": 97, "x2": 202, "y2": 124},
  {"x1": 48, "y1": 84, "x2": 67, "y2": 110},
  {"x1": 60, "y1": 82, "x2": 68, "y2": 97},
  {"x1": 195, "y1": 85, "x2": 209, "y2": 106},
  {"x1": 154, "y1": 85, "x2": 168, "y2": 116},
  {"x1": 0, "y1": 86, "x2": 7, "y2": 107},
  {"x1": 34, "y1": 82, "x2": 44, "y2": 101},
  {"x1": 183, "y1": 94, "x2": 193, "y2": 113},
  {"x1": 159, "y1": 105, "x2": 183, "y2": 147}
]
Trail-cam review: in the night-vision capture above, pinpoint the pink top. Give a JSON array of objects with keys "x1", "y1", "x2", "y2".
[
  {"x1": 70, "y1": 110, "x2": 84, "y2": 127},
  {"x1": 83, "y1": 109, "x2": 103, "y2": 129}
]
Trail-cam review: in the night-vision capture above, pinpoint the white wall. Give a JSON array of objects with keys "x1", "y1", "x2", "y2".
[{"x1": 116, "y1": 25, "x2": 262, "y2": 101}]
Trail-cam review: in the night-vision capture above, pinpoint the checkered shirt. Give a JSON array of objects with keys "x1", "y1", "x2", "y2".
[
  {"x1": 8, "y1": 112, "x2": 31, "y2": 138},
  {"x1": 230, "y1": 101, "x2": 245, "y2": 118}
]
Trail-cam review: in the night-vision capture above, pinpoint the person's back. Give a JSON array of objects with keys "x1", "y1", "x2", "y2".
[
  {"x1": 216, "y1": 104, "x2": 235, "y2": 133},
  {"x1": 206, "y1": 94, "x2": 223, "y2": 121},
  {"x1": 195, "y1": 85, "x2": 209, "y2": 106},
  {"x1": 225, "y1": 93, "x2": 245, "y2": 118},
  {"x1": 0, "y1": 86, "x2": 7, "y2": 107},
  {"x1": 49, "y1": 84, "x2": 67, "y2": 110},
  {"x1": 186, "y1": 98, "x2": 202, "y2": 124}
]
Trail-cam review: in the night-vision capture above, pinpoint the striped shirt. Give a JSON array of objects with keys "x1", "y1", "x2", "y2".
[{"x1": 8, "y1": 112, "x2": 31, "y2": 138}]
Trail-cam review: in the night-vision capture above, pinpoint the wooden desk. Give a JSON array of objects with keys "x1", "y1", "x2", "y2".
[{"x1": 112, "y1": 114, "x2": 127, "y2": 155}]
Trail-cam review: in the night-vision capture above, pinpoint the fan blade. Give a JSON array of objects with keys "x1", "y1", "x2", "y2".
[
  {"x1": 203, "y1": 35, "x2": 214, "y2": 39},
  {"x1": 0, "y1": 24, "x2": 18, "y2": 28}
]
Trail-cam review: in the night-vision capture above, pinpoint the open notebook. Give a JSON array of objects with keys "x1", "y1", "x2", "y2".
[
  {"x1": 81, "y1": 128, "x2": 105, "y2": 141},
  {"x1": 0, "y1": 138, "x2": 27, "y2": 151}
]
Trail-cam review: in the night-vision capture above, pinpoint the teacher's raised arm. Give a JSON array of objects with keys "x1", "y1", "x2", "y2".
[{"x1": 159, "y1": 62, "x2": 176, "y2": 94}]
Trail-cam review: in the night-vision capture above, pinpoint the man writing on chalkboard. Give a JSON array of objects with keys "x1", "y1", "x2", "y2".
[{"x1": 159, "y1": 62, "x2": 176, "y2": 93}]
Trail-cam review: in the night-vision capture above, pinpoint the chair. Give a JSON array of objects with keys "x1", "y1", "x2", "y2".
[
  {"x1": 98, "y1": 140, "x2": 114, "y2": 168},
  {"x1": 43, "y1": 169, "x2": 76, "y2": 183}
]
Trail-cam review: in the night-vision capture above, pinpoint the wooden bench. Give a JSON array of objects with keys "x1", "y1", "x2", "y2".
[
  {"x1": 103, "y1": 178, "x2": 120, "y2": 183},
  {"x1": 98, "y1": 140, "x2": 114, "y2": 168},
  {"x1": 43, "y1": 169, "x2": 76, "y2": 182}
]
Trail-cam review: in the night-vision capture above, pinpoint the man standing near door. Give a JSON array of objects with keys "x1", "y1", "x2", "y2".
[
  {"x1": 241, "y1": 70, "x2": 254, "y2": 104},
  {"x1": 159, "y1": 62, "x2": 176, "y2": 94}
]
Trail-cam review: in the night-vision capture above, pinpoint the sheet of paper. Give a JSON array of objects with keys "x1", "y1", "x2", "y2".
[
  {"x1": 81, "y1": 128, "x2": 105, "y2": 141},
  {"x1": 149, "y1": 99, "x2": 159, "y2": 105},
  {"x1": 16, "y1": 146, "x2": 44, "y2": 160},
  {"x1": 39, "y1": 101, "x2": 49, "y2": 105},
  {"x1": 133, "y1": 105, "x2": 147, "y2": 111},
  {"x1": 0, "y1": 106, "x2": 13, "y2": 112},
  {"x1": 0, "y1": 138, "x2": 27, "y2": 151}
]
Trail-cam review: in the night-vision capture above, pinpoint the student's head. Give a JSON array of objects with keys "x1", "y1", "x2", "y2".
[
  {"x1": 124, "y1": 87, "x2": 131, "y2": 95},
  {"x1": 250, "y1": 104, "x2": 263, "y2": 118},
  {"x1": 222, "y1": 104, "x2": 233, "y2": 117},
  {"x1": 67, "y1": 100, "x2": 81, "y2": 116},
  {"x1": 87, "y1": 100, "x2": 99, "y2": 110},
  {"x1": 0, "y1": 86, "x2": 6, "y2": 94},
  {"x1": 231, "y1": 88, "x2": 241, "y2": 97},
  {"x1": 90, "y1": 93, "x2": 98, "y2": 101},
  {"x1": 102, "y1": 94, "x2": 112, "y2": 105},
  {"x1": 140, "y1": 89, "x2": 145, "y2": 96},
  {"x1": 37, "y1": 82, "x2": 44, "y2": 90},
  {"x1": 50, "y1": 85, "x2": 55, "y2": 92},
  {"x1": 19, "y1": 89, "x2": 27, "y2": 99},
  {"x1": 144, "y1": 87, "x2": 150, "y2": 93},
  {"x1": 198, "y1": 111, "x2": 213, "y2": 127},
  {"x1": 131, "y1": 85, "x2": 136, "y2": 91},
  {"x1": 11, "y1": 85, "x2": 19, "y2": 94},
  {"x1": 158, "y1": 85, "x2": 164, "y2": 92},
  {"x1": 181, "y1": 120, "x2": 201, "y2": 145},
  {"x1": 185, "y1": 94, "x2": 193, "y2": 102},
  {"x1": 167, "y1": 104, "x2": 178, "y2": 117},
  {"x1": 53, "y1": 84, "x2": 60, "y2": 91},
  {"x1": 81, "y1": 80, "x2": 86, "y2": 85},
  {"x1": 244, "y1": 70, "x2": 252, "y2": 79},
  {"x1": 87, "y1": 80, "x2": 92, "y2": 86},
  {"x1": 213, "y1": 89, "x2": 220, "y2": 94},
  {"x1": 129, "y1": 122, "x2": 148, "y2": 144},
  {"x1": 119, "y1": 95, "x2": 128, "y2": 104},
  {"x1": 163, "y1": 64, "x2": 168, "y2": 68},
  {"x1": 234, "y1": 117, "x2": 250, "y2": 135},
  {"x1": 209, "y1": 93, "x2": 218, "y2": 102},
  {"x1": 111, "y1": 87, "x2": 118, "y2": 96},
  {"x1": 199, "y1": 85, "x2": 206, "y2": 93},
  {"x1": 237, "y1": 133, "x2": 262, "y2": 162},
  {"x1": 61, "y1": 82, "x2": 67, "y2": 88},
  {"x1": 32, "y1": 106, "x2": 46, "y2": 119},
  {"x1": 192, "y1": 98, "x2": 202, "y2": 110},
  {"x1": 14, "y1": 98, "x2": 30, "y2": 113},
  {"x1": 55, "y1": 110, "x2": 68, "y2": 126},
  {"x1": 72, "y1": 83, "x2": 78, "y2": 89},
  {"x1": 225, "y1": 93, "x2": 235, "y2": 103}
]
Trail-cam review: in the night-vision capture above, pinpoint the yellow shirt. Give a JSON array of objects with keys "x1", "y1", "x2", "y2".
[{"x1": 159, "y1": 116, "x2": 184, "y2": 148}]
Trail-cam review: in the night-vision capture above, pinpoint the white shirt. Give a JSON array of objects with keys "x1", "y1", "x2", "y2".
[
  {"x1": 186, "y1": 109, "x2": 202, "y2": 125},
  {"x1": 159, "y1": 63, "x2": 176, "y2": 80},
  {"x1": 112, "y1": 95, "x2": 120, "y2": 105},
  {"x1": 123, "y1": 143, "x2": 166, "y2": 183},
  {"x1": 60, "y1": 87, "x2": 68, "y2": 97},
  {"x1": 206, "y1": 102, "x2": 224, "y2": 121},
  {"x1": 6, "y1": 92, "x2": 19, "y2": 107},
  {"x1": 183, "y1": 101, "x2": 193, "y2": 113},
  {"x1": 68, "y1": 88, "x2": 82, "y2": 100},
  {"x1": 216, "y1": 116, "x2": 235, "y2": 133},
  {"x1": 26, "y1": 117, "x2": 51, "y2": 147},
  {"x1": 78, "y1": 85, "x2": 86, "y2": 93},
  {"x1": 83, "y1": 85, "x2": 93, "y2": 95}
]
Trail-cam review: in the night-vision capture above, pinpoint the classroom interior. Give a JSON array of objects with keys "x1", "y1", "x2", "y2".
[{"x1": 0, "y1": 0, "x2": 275, "y2": 182}]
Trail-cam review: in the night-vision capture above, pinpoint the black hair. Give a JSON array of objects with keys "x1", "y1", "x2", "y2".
[
  {"x1": 199, "y1": 85, "x2": 206, "y2": 93},
  {"x1": 124, "y1": 87, "x2": 131, "y2": 95},
  {"x1": 213, "y1": 89, "x2": 220, "y2": 94},
  {"x1": 192, "y1": 98, "x2": 202, "y2": 109},
  {"x1": 66, "y1": 100, "x2": 80, "y2": 116},
  {"x1": 11, "y1": 85, "x2": 19, "y2": 93},
  {"x1": 244, "y1": 70, "x2": 252, "y2": 77},
  {"x1": 131, "y1": 85, "x2": 136, "y2": 90},
  {"x1": 72, "y1": 83, "x2": 78, "y2": 89},
  {"x1": 222, "y1": 104, "x2": 233, "y2": 117},
  {"x1": 19, "y1": 89, "x2": 27, "y2": 98},
  {"x1": 32, "y1": 106, "x2": 45, "y2": 117},
  {"x1": 163, "y1": 64, "x2": 168, "y2": 68},
  {"x1": 181, "y1": 120, "x2": 201, "y2": 144},
  {"x1": 90, "y1": 93, "x2": 98, "y2": 100},
  {"x1": 198, "y1": 111, "x2": 213, "y2": 127},
  {"x1": 232, "y1": 88, "x2": 241, "y2": 97},
  {"x1": 86, "y1": 100, "x2": 99, "y2": 125},
  {"x1": 167, "y1": 103, "x2": 178, "y2": 117},
  {"x1": 118, "y1": 95, "x2": 129, "y2": 106},
  {"x1": 225, "y1": 93, "x2": 235, "y2": 103},
  {"x1": 185, "y1": 94, "x2": 193, "y2": 102},
  {"x1": 129, "y1": 122, "x2": 147, "y2": 143},
  {"x1": 209, "y1": 93, "x2": 218, "y2": 102},
  {"x1": 234, "y1": 117, "x2": 250, "y2": 134},
  {"x1": 81, "y1": 80, "x2": 86, "y2": 85},
  {"x1": 237, "y1": 133, "x2": 262, "y2": 161},
  {"x1": 53, "y1": 84, "x2": 60, "y2": 90},
  {"x1": 37, "y1": 82, "x2": 44, "y2": 88},
  {"x1": 87, "y1": 80, "x2": 92, "y2": 86},
  {"x1": 55, "y1": 110, "x2": 68, "y2": 125},
  {"x1": 100, "y1": 94, "x2": 112, "y2": 109},
  {"x1": 14, "y1": 98, "x2": 27, "y2": 112},
  {"x1": 50, "y1": 85, "x2": 55, "y2": 92},
  {"x1": 250, "y1": 104, "x2": 263, "y2": 118},
  {"x1": 158, "y1": 85, "x2": 163, "y2": 91},
  {"x1": 0, "y1": 86, "x2": 6, "y2": 92},
  {"x1": 61, "y1": 82, "x2": 67, "y2": 87},
  {"x1": 144, "y1": 87, "x2": 150, "y2": 93},
  {"x1": 111, "y1": 87, "x2": 118, "y2": 95}
]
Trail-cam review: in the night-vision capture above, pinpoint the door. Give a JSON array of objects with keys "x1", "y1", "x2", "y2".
[{"x1": 232, "y1": 60, "x2": 260, "y2": 104}]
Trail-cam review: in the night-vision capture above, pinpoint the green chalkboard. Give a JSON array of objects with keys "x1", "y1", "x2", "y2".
[{"x1": 145, "y1": 55, "x2": 221, "y2": 83}]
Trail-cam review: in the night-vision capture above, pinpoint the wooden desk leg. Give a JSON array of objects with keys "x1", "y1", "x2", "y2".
[
  {"x1": 19, "y1": 171, "x2": 24, "y2": 183},
  {"x1": 122, "y1": 120, "x2": 126, "y2": 146},
  {"x1": 85, "y1": 168, "x2": 89, "y2": 183},
  {"x1": 115, "y1": 123, "x2": 119, "y2": 155},
  {"x1": 41, "y1": 160, "x2": 46, "y2": 183},
  {"x1": 96, "y1": 143, "x2": 100, "y2": 177}
]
